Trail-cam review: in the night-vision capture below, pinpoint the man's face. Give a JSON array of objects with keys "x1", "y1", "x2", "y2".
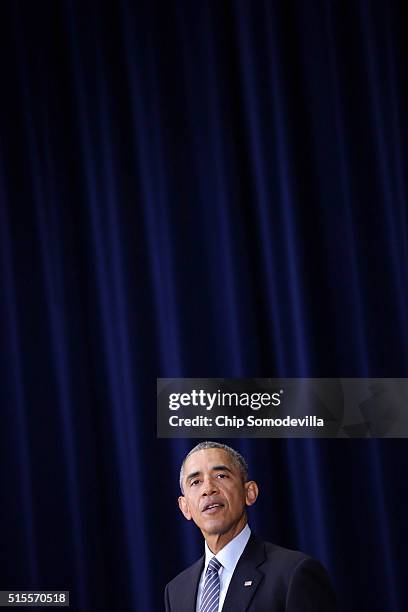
[{"x1": 178, "y1": 448, "x2": 258, "y2": 543}]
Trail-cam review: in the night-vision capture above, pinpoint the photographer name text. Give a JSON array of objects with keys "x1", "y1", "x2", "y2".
[{"x1": 168, "y1": 415, "x2": 324, "y2": 428}]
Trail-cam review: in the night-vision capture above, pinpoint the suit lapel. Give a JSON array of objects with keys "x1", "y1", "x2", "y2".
[
  {"x1": 222, "y1": 535, "x2": 266, "y2": 612},
  {"x1": 178, "y1": 556, "x2": 204, "y2": 612}
]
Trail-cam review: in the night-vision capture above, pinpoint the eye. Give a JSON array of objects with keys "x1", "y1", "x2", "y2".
[
  {"x1": 217, "y1": 473, "x2": 228, "y2": 479},
  {"x1": 190, "y1": 479, "x2": 200, "y2": 486}
]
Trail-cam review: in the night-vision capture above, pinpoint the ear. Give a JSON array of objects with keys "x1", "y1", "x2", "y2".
[
  {"x1": 244, "y1": 481, "x2": 259, "y2": 507},
  {"x1": 178, "y1": 495, "x2": 192, "y2": 520}
]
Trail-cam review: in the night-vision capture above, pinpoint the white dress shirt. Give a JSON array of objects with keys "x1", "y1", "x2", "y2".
[{"x1": 196, "y1": 524, "x2": 251, "y2": 612}]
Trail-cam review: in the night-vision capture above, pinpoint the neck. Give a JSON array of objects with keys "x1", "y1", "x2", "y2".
[{"x1": 204, "y1": 516, "x2": 247, "y2": 555}]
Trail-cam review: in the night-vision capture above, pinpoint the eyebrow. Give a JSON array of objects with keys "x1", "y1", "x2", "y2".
[
  {"x1": 212, "y1": 465, "x2": 233, "y2": 474},
  {"x1": 186, "y1": 465, "x2": 233, "y2": 483}
]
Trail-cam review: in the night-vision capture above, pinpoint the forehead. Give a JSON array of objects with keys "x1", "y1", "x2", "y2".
[{"x1": 183, "y1": 448, "x2": 237, "y2": 474}]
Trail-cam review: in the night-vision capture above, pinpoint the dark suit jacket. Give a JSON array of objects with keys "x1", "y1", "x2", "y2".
[{"x1": 164, "y1": 534, "x2": 338, "y2": 611}]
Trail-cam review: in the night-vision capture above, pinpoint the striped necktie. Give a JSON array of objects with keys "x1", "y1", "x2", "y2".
[{"x1": 199, "y1": 556, "x2": 222, "y2": 612}]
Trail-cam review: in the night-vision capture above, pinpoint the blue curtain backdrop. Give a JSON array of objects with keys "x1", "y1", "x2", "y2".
[{"x1": 0, "y1": 1, "x2": 407, "y2": 611}]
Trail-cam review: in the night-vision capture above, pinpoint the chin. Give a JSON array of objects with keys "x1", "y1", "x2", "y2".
[{"x1": 202, "y1": 520, "x2": 231, "y2": 536}]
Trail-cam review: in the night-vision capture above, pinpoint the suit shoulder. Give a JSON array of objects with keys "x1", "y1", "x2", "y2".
[
  {"x1": 262, "y1": 539, "x2": 311, "y2": 566},
  {"x1": 258, "y1": 539, "x2": 333, "y2": 586},
  {"x1": 257, "y1": 538, "x2": 329, "y2": 579},
  {"x1": 166, "y1": 556, "x2": 203, "y2": 591}
]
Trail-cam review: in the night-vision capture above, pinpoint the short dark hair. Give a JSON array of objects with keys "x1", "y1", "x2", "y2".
[{"x1": 179, "y1": 441, "x2": 248, "y2": 494}]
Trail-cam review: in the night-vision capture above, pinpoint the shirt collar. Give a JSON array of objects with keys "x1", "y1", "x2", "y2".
[{"x1": 204, "y1": 524, "x2": 251, "y2": 572}]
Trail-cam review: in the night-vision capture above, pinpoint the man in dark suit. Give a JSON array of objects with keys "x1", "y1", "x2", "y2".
[{"x1": 165, "y1": 441, "x2": 338, "y2": 611}]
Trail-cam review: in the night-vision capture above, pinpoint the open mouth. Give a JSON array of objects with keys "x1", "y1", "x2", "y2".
[{"x1": 202, "y1": 503, "x2": 224, "y2": 514}]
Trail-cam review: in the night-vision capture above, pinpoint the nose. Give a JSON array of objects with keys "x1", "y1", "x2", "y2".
[{"x1": 202, "y1": 475, "x2": 219, "y2": 496}]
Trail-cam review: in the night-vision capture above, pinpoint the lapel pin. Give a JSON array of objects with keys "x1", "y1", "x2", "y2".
[{"x1": 244, "y1": 581, "x2": 253, "y2": 587}]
